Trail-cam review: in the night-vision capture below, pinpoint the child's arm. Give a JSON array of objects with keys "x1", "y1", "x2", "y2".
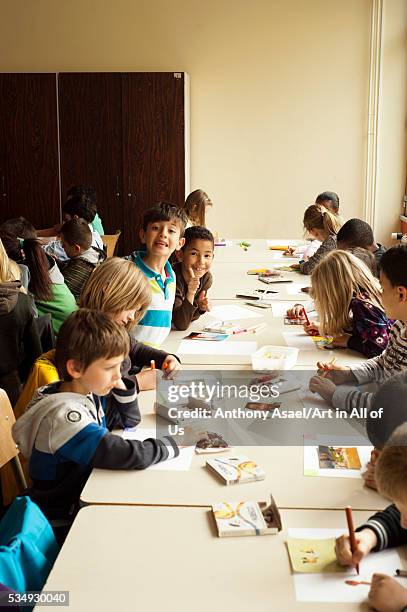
[
  {"x1": 20, "y1": 304, "x2": 43, "y2": 380},
  {"x1": 104, "y1": 379, "x2": 141, "y2": 430},
  {"x1": 368, "y1": 574, "x2": 407, "y2": 612},
  {"x1": 299, "y1": 236, "x2": 336, "y2": 275},
  {"x1": 172, "y1": 272, "x2": 200, "y2": 331},
  {"x1": 129, "y1": 338, "x2": 180, "y2": 372},
  {"x1": 196, "y1": 273, "x2": 212, "y2": 314},
  {"x1": 348, "y1": 299, "x2": 391, "y2": 358}
]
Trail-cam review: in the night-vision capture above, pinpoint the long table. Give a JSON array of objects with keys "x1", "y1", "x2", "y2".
[{"x1": 41, "y1": 506, "x2": 394, "y2": 612}]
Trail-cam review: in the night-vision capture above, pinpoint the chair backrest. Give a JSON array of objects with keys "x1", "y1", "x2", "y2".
[
  {"x1": 101, "y1": 230, "x2": 121, "y2": 258},
  {"x1": 0, "y1": 389, "x2": 27, "y2": 492}
]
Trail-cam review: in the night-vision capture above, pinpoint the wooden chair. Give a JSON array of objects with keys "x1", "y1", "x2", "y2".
[
  {"x1": 101, "y1": 230, "x2": 121, "y2": 258},
  {"x1": 0, "y1": 388, "x2": 27, "y2": 504}
]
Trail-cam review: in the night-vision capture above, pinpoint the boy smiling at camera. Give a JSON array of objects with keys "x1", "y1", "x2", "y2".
[{"x1": 172, "y1": 226, "x2": 214, "y2": 331}]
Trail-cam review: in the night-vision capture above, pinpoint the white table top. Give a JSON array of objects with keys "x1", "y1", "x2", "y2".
[
  {"x1": 41, "y1": 506, "x2": 392, "y2": 612},
  {"x1": 213, "y1": 238, "x2": 306, "y2": 263}
]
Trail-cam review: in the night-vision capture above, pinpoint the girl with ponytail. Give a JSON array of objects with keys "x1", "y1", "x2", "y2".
[{"x1": 294, "y1": 204, "x2": 342, "y2": 275}]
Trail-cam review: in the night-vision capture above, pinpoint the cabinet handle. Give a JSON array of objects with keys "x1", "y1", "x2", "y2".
[
  {"x1": 115, "y1": 175, "x2": 120, "y2": 198},
  {"x1": 127, "y1": 175, "x2": 132, "y2": 197},
  {"x1": 2, "y1": 175, "x2": 6, "y2": 197}
]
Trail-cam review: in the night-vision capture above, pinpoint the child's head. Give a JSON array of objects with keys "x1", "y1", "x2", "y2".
[
  {"x1": 315, "y1": 191, "x2": 340, "y2": 214},
  {"x1": 311, "y1": 250, "x2": 382, "y2": 337},
  {"x1": 0, "y1": 237, "x2": 22, "y2": 284},
  {"x1": 183, "y1": 190, "x2": 212, "y2": 226},
  {"x1": 66, "y1": 185, "x2": 98, "y2": 222},
  {"x1": 379, "y1": 245, "x2": 407, "y2": 321},
  {"x1": 0, "y1": 217, "x2": 37, "y2": 239},
  {"x1": 140, "y1": 202, "x2": 187, "y2": 258},
  {"x1": 62, "y1": 195, "x2": 96, "y2": 224},
  {"x1": 367, "y1": 373, "x2": 407, "y2": 450},
  {"x1": 60, "y1": 218, "x2": 92, "y2": 258},
  {"x1": 80, "y1": 257, "x2": 151, "y2": 329},
  {"x1": 56, "y1": 309, "x2": 130, "y2": 395},
  {"x1": 303, "y1": 204, "x2": 342, "y2": 241},
  {"x1": 0, "y1": 230, "x2": 52, "y2": 301},
  {"x1": 376, "y1": 424, "x2": 407, "y2": 526},
  {"x1": 177, "y1": 226, "x2": 214, "y2": 277},
  {"x1": 337, "y1": 219, "x2": 375, "y2": 250}
]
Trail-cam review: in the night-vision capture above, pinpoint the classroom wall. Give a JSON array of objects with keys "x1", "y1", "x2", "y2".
[{"x1": 0, "y1": 0, "x2": 405, "y2": 242}]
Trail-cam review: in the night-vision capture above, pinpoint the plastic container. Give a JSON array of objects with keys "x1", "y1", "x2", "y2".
[{"x1": 251, "y1": 345, "x2": 299, "y2": 371}]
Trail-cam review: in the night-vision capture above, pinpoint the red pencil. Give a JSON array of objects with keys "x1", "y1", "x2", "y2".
[
  {"x1": 301, "y1": 307, "x2": 310, "y2": 326},
  {"x1": 345, "y1": 506, "x2": 359, "y2": 575}
]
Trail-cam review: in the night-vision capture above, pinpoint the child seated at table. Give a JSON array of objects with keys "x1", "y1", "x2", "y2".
[
  {"x1": 315, "y1": 191, "x2": 340, "y2": 215},
  {"x1": 12, "y1": 309, "x2": 201, "y2": 520},
  {"x1": 80, "y1": 257, "x2": 180, "y2": 389},
  {"x1": 59, "y1": 218, "x2": 106, "y2": 301},
  {"x1": 337, "y1": 218, "x2": 386, "y2": 272},
  {"x1": 125, "y1": 202, "x2": 188, "y2": 347},
  {"x1": 172, "y1": 226, "x2": 214, "y2": 331},
  {"x1": 362, "y1": 372, "x2": 407, "y2": 490},
  {"x1": 288, "y1": 250, "x2": 391, "y2": 357},
  {"x1": 335, "y1": 423, "x2": 407, "y2": 612},
  {"x1": 181, "y1": 189, "x2": 213, "y2": 228},
  {"x1": 309, "y1": 245, "x2": 407, "y2": 413},
  {"x1": 292, "y1": 204, "x2": 342, "y2": 275}
]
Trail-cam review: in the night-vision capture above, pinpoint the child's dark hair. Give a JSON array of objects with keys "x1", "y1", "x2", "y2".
[
  {"x1": 66, "y1": 184, "x2": 97, "y2": 205},
  {"x1": 0, "y1": 217, "x2": 37, "y2": 239},
  {"x1": 60, "y1": 218, "x2": 92, "y2": 251},
  {"x1": 142, "y1": 202, "x2": 188, "y2": 235},
  {"x1": 315, "y1": 191, "x2": 340, "y2": 213},
  {"x1": 367, "y1": 373, "x2": 407, "y2": 450},
  {"x1": 380, "y1": 244, "x2": 407, "y2": 287},
  {"x1": 0, "y1": 229, "x2": 52, "y2": 300},
  {"x1": 63, "y1": 195, "x2": 96, "y2": 223},
  {"x1": 337, "y1": 219, "x2": 374, "y2": 249},
  {"x1": 55, "y1": 309, "x2": 130, "y2": 381},
  {"x1": 182, "y1": 226, "x2": 214, "y2": 250}
]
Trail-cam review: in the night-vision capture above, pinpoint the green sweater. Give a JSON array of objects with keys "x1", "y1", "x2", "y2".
[{"x1": 36, "y1": 283, "x2": 77, "y2": 334}]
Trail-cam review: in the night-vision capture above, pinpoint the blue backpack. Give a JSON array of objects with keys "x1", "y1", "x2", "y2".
[{"x1": 0, "y1": 497, "x2": 58, "y2": 593}]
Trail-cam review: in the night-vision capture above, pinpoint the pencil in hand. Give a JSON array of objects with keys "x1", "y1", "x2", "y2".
[
  {"x1": 150, "y1": 360, "x2": 155, "y2": 370},
  {"x1": 321, "y1": 357, "x2": 337, "y2": 378},
  {"x1": 345, "y1": 505, "x2": 359, "y2": 575}
]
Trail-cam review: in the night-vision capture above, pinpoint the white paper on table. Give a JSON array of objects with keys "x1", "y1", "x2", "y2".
[
  {"x1": 283, "y1": 331, "x2": 316, "y2": 349},
  {"x1": 178, "y1": 340, "x2": 258, "y2": 356},
  {"x1": 208, "y1": 304, "x2": 263, "y2": 320},
  {"x1": 122, "y1": 427, "x2": 195, "y2": 471},
  {"x1": 286, "y1": 283, "x2": 310, "y2": 295},
  {"x1": 303, "y1": 434, "x2": 372, "y2": 478},
  {"x1": 289, "y1": 527, "x2": 401, "y2": 603}
]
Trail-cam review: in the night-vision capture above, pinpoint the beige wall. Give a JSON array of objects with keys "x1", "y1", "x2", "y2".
[{"x1": 0, "y1": 0, "x2": 405, "y2": 242}]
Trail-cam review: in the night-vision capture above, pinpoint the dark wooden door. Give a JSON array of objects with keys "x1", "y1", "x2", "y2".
[
  {"x1": 122, "y1": 72, "x2": 185, "y2": 254},
  {"x1": 58, "y1": 73, "x2": 123, "y2": 241},
  {"x1": 0, "y1": 73, "x2": 60, "y2": 229}
]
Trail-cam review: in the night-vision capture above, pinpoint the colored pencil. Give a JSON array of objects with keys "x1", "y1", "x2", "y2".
[{"x1": 345, "y1": 506, "x2": 359, "y2": 575}]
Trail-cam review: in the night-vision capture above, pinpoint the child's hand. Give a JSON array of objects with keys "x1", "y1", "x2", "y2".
[
  {"x1": 197, "y1": 290, "x2": 211, "y2": 312},
  {"x1": 113, "y1": 378, "x2": 127, "y2": 391},
  {"x1": 368, "y1": 574, "x2": 407, "y2": 612},
  {"x1": 303, "y1": 323, "x2": 319, "y2": 336},
  {"x1": 316, "y1": 362, "x2": 355, "y2": 385},
  {"x1": 286, "y1": 304, "x2": 305, "y2": 319},
  {"x1": 135, "y1": 368, "x2": 157, "y2": 391},
  {"x1": 161, "y1": 355, "x2": 180, "y2": 379},
  {"x1": 331, "y1": 333, "x2": 351, "y2": 348},
  {"x1": 290, "y1": 263, "x2": 301, "y2": 270},
  {"x1": 335, "y1": 529, "x2": 377, "y2": 567},
  {"x1": 284, "y1": 247, "x2": 295, "y2": 256},
  {"x1": 186, "y1": 268, "x2": 200, "y2": 302},
  {"x1": 309, "y1": 375, "x2": 336, "y2": 402}
]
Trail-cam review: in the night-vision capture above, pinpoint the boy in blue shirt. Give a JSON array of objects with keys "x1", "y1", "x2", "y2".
[
  {"x1": 126, "y1": 202, "x2": 188, "y2": 347},
  {"x1": 12, "y1": 309, "x2": 190, "y2": 519}
]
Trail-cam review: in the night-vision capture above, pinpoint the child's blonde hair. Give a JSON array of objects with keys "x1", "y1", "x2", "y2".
[
  {"x1": 311, "y1": 250, "x2": 383, "y2": 337},
  {"x1": 375, "y1": 423, "x2": 407, "y2": 501},
  {"x1": 303, "y1": 204, "x2": 342, "y2": 237},
  {"x1": 0, "y1": 238, "x2": 24, "y2": 288},
  {"x1": 183, "y1": 189, "x2": 212, "y2": 227},
  {"x1": 79, "y1": 258, "x2": 151, "y2": 329}
]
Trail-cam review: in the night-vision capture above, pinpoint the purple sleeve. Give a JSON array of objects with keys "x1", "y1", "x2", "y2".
[{"x1": 348, "y1": 298, "x2": 391, "y2": 358}]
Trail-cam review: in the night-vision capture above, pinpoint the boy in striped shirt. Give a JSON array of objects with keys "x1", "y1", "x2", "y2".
[
  {"x1": 126, "y1": 203, "x2": 188, "y2": 347},
  {"x1": 310, "y1": 244, "x2": 407, "y2": 412}
]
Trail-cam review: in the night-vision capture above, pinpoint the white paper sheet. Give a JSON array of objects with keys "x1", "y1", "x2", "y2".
[
  {"x1": 122, "y1": 427, "x2": 195, "y2": 471},
  {"x1": 289, "y1": 528, "x2": 401, "y2": 603},
  {"x1": 208, "y1": 304, "x2": 263, "y2": 321},
  {"x1": 286, "y1": 283, "x2": 310, "y2": 295},
  {"x1": 283, "y1": 331, "x2": 316, "y2": 349},
  {"x1": 178, "y1": 340, "x2": 258, "y2": 356},
  {"x1": 303, "y1": 434, "x2": 372, "y2": 478}
]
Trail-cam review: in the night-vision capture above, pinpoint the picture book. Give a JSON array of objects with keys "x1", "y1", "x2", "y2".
[
  {"x1": 206, "y1": 455, "x2": 266, "y2": 485},
  {"x1": 212, "y1": 496, "x2": 282, "y2": 537}
]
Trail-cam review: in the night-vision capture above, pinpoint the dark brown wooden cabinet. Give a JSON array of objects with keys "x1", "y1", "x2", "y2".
[
  {"x1": 0, "y1": 72, "x2": 188, "y2": 254},
  {"x1": 0, "y1": 74, "x2": 60, "y2": 229}
]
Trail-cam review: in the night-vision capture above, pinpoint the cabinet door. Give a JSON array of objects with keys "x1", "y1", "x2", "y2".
[
  {"x1": 122, "y1": 72, "x2": 186, "y2": 254},
  {"x1": 0, "y1": 74, "x2": 60, "y2": 229},
  {"x1": 58, "y1": 73, "x2": 123, "y2": 240}
]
